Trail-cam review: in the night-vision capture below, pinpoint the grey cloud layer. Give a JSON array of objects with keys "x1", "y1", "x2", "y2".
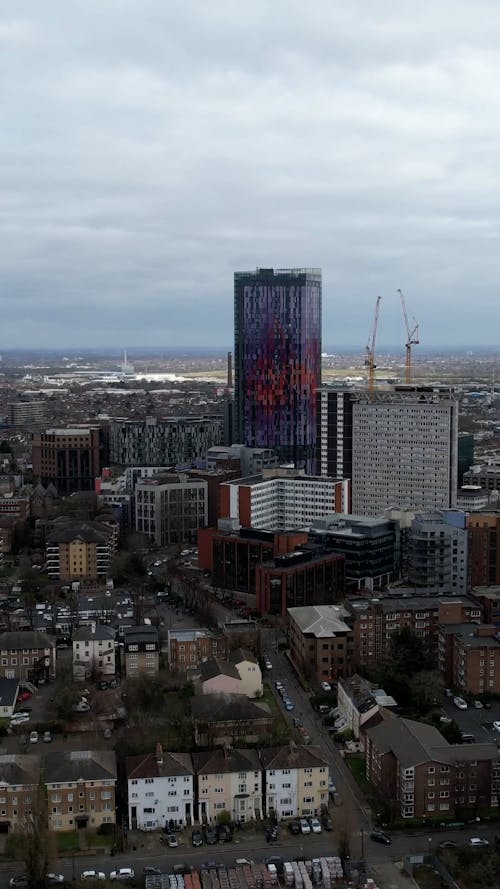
[{"x1": 1, "y1": 0, "x2": 500, "y2": 348}]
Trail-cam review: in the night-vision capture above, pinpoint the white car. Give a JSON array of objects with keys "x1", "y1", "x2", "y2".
[
  {"x1": 469, "y1": 837, "x2": 489, "y2": 847},
  {"x1": 265, "y1": 660, "x2": 272, "y2": 670},
  {"x1": 10, "y1": 714, "x2": 30, "y2": 725},
  {"x1": 72, "y1": 700, "x2": 91, "y2": 712},
  {"x1": 453, "y1": 696, "x2": 467, "y2": 710},
  {"x1": 29, "y1": 731, "x2": 38, "y2": 744},
  {"x1": 493, "y1": 721, "x2": 500, "y2": 732},
  {"x1": 320, "y1": 681, "x2": 331, "y2": 692},
  {"x1": 275, "y1": 681, "x2": 284, "y2": 691},
  {"x1": 299, "y1": 818, "x2": 311, "y2": 834},
  {"x1": 309, "y1": 817, "x2": 322, "y2": 834},
  {"x1": 110, "y1": 869, "x2": 135, "y2": 881},
  {"x1": 81, "y1": 872, "x2": 105, "y2": 881}
]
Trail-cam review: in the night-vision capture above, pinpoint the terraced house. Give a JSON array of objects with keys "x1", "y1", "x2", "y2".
[{"x1": 260, "y1": 743, "x2": 329, "y2": 819}]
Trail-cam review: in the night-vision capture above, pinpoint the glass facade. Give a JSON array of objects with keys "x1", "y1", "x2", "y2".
[{"x1": 234, "y1": 268, "x2": 322, "y2": 471}]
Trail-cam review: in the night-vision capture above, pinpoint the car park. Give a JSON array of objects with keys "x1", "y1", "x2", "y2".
[
  {"x1": 370, "y1": 831, "x2": 391, "y2": 845},
  {"x1": 110, "y1": 869, "x2": 135, "y2": 881},
  {"x1": 300, "y1": 818, "x2": 311, "y2": 834}
]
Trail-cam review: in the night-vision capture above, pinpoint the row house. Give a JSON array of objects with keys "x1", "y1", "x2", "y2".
[
  {"x1": 366, "y1": 714, "x2": 500, "y2": 820},
  {"x1": 0, "y1": 630, "x2": 56, "y2": 682},
  {"x1": 260, "y1": 745, "x2": 329, "y2": 819},
  {"x1": 127, "y1": 744, "x2": 194, "y2": 831},
  {"x1": 347, "y1": 595, "x2": 482, "y2": 670},
  {"x1": 126, "y1": 743, "x2": 329, "y2": 829},
  {"x1": 72, "y1": 624, "x2": 116, "y2": 681},
  {"x1": 45, "y1": 750, "x2": 117, "y2": 832},
  {"x1": 193, "y1": 748, "x2": 262, "y2": 824},
  {"x1": 438, "y1": 622, "x2": 500, "y2": 695}
]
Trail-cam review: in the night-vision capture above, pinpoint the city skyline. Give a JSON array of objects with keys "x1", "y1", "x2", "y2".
[{"x1": 2, "y1": 2, "x2": 500, "y2": 349}]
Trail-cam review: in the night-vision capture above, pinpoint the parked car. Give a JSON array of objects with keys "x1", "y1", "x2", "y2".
[
  {"x1": 370, "y1": 831, "x2": 391, "y2": 845},
  {"x1": 143, "y1": 868, "x2": 161, "y2": 876},
  {"x1": 493, "y1": 721, "x2": 500, "y2": 732},
  {"x1": 110, "y1": 868, "x2": 135, "y2": 881},
  {"x1": 72, "y1": 700, "x2": 91, "y2": 712},
  {"x1": 438, "y1": 841, "x2": 457, "y2": 849},
  {"x1": 284, "y1": 700, "x2": 294, "y2": 712},
  {"x1": 265, "y1": 660, "x2": 272, "y2": 670},
  {"x1": 9, "y1": 876, "x2": 29, "y2": 888},
  {"x1": 29, "y1": 731, "x2": 38, "y2": 744},
  {"x1": 321, "y1": 814, "x2": 333, "y2": 831},
  {"x1": 288, "y1": 820, "x2": 301, "y2": 835},
  {"x1": 166, "y1": 834, "x2": 178, "y2": 848},
  {"x1": 299, "y1": 818, "x2": 311, "y2": 835},
  {"x1": 266, "y1": 825, "x2": 278, "y2": 843},
  {"x1": 192, "y1": 830, "x2": 203, "y2": 847},
  {"x1": 320, "y1": 681, "x2": 331, "y2": 692},
  {"x1": 469, "y1": 837, "x2": 489, "y2": 847},
  {"x1": 43, "y1": 731, "x2": 52, "y2": 743},
  {"x1": 204, "y1": 827, "x2": 218, "y2": 845},
  {"x1": 309, "y1": 817, "x2": 322, "y2": 834},
  {"x1": 46, "y1": 875, "x2": 65, "y2": 885},
  {"x1": 473, "y1": 700, "x2": 484, "y2": 709},
  {"x1": 18, "y1": 692, "x2": 32, "y2": 702},
  {"x1": 275, "y1": 681, "x2": 284, "y2": 691},
  {"x1": 81, "y1": 872, "x2": 105, "y2": 881},
  {"x1": 453, "y1": 696, "x2": 467, "y2": 710},
  {"x1": 216, "y1": 824, "x2": 231, "y2": 842},
  {"x1": 98, "y1": 680, "x2": 109, "y2": 691}
]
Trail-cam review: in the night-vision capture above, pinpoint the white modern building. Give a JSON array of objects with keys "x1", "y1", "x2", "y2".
[
  {"x1": 135, "y1": 473, "x2": 208, "y2": 546},
  {"x1": 316, "y1": 385, "x2": 459, "y2": 517},
  {"x1": 126, "y1": 745, "x2": 195, "y2": 830},
  {"x1": 220, "y1": 467, "x2": 349, "y2": 531}
]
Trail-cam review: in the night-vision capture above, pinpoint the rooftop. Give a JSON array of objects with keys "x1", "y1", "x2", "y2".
[{"x1": 288, "y1": 604, "x2": 351, "y2": 637}]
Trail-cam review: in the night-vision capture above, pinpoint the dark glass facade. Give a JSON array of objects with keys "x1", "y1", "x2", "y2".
[{"x1": 234, "y1": 267, "x2": 322, "y2": 471}]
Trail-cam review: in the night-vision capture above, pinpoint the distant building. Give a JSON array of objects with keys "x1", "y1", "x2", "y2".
[
  {"x1": 123, "y1": 626, "x2": 160, "y2": 677},
  {"x1": 167, "y1": 628, "x2": 227, "y2": 672},
  {"x1": 45, "y1": 519, "x2": 118, "y2": 582},
  {"x1": 310, "y1": 514, "x2": 399, "y2": 592},
  {"x1": 255, "y1": 547, "x2": 345, "y2": 616},
  {"x1": 135, "y1": 473, "x2": 208, "y2": 546},
  {"x1": 219, "y1": 468, "x2": 349, "y2": 531},
  {"x1": 288, "y1": 604, "x2": 354, "y2": 686},
  {"x1": 456, "y1": 485, "x2": 489, "y2": 512},
  {"x1": 316, "y1": 385, "x2": 459, "y2": 516},
  {"x1": 468, "y1": 513, "x2": 500, "y2": 587},
  {"x1": 7, "y1": 400, "x2": 45, "y2": 427},
  {"x1": 109, "y1": 416, "x2": 223, "y2": 466},
  {"x1": 234, "y1": 267, "x2": 322, "y2": 472},
  {"x1": 407, "y1": 510, "x2": 468, "y2": 594},
  {"x1": 32, "y1": 426, "x2": 106, "y2": 495},
  {"x1": 206, "y1": 444, "x2": 279, "y2": 477},
  {"x1": 197, "y1": 650, "x2": 262, "y2": 698},
  {"x1": 347, "y1": 594, "x2": 482, "y2": 672},
  {"x1": 438, "y1": 622, "x2": 500, "y2": 695},
  {"x1": 464, "y1": 461, "x2": 500, "y2": 492}
]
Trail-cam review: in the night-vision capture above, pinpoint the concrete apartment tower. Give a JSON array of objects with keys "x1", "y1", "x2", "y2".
[
  {"x1": 234, "y1": 267, "x2": 322, "y2": 472},
  {"x1": 316, "y1": 385, "x2": 459, "y2": 516}
]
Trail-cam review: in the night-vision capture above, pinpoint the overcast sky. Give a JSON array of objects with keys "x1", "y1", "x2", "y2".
[{"x1": 2, "y1": 0, "x2": 500, "y2": 351}]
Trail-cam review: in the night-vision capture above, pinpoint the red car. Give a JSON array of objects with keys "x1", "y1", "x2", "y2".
[{"x1": 18, "y1": 692, "x2": 32, "y2": 702}]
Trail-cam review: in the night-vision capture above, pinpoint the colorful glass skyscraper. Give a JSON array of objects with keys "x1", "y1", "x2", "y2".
[{"x1": 234, "y1": 267, "x2": 322, "y2": 470}]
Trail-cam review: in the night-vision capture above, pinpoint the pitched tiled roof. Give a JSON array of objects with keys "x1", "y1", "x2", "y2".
[
  {"x1": 0, "y1": 631, "x2": 55, "y2": 650},
  {"x1": 199, "y1": 657, "x2": 240, "y2": 682},
  {"x1": 259, "y1": 743, "x2": 329, "y2": 770},
  {"x1": 44, "y1": 750, "x2": 117, "y2": 783},
  {"x1": 126, "y1": 750, "x2": 193, "y2": 780},
  {"x1": 192, "y1": 747, "x2": 260, "y2": 775},
  {"x1": 191, "y1": 694, "x2": 271, "y2": 722},
  {"x1": 228, "y1": 648, "x2": 258, "y2": 665}
]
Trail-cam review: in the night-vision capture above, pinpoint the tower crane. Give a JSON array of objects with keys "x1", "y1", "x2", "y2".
[
  {"x1": 365, "y1": 295, "x2": 382, "y2": 395},
  {"x1": 398, "y1": 288, "x2": 419, "y2": 384}
]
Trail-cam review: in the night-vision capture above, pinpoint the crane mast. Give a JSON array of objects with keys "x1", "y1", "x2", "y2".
[
  {"x1": 365, "y1": 295, "x2": 382, "y2": 395},
  {"x1": 398, "y1": 288, "x2": 419, "y2": 384}
]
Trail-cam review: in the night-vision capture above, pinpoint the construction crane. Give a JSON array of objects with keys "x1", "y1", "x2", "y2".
[
  {"x1": 365, "y1": 295, "x2": 382, "y2": 395},
  {"x1": 398, "y1": 288, "x2": 419, "y2": 384}
]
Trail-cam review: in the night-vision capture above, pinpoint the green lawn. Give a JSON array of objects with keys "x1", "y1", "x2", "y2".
[
  {"x1": 345, "y1": 754, "x2": 372, "y2": 794},
  {"x1": 56, "y1": 832, "x2": 80, "y2": 853}
]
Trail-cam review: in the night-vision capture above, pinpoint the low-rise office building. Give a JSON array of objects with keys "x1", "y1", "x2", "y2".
[{"x1": 288, "y1": 604, "x2": 354, "y2": 686}]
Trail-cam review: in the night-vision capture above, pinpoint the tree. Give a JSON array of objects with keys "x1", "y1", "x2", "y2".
[
  {"x1": 16, "y1": 785, "x2": 55, "y2": 889},
  {"x1": 386, "y1": 626, "x2": 434, "y2": 674}
]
